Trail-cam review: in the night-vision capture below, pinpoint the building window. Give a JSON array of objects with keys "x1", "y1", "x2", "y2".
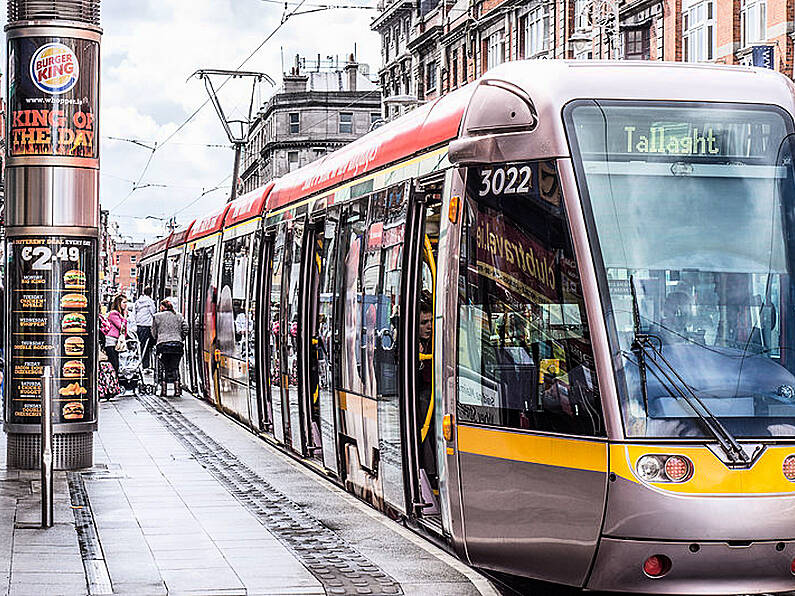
[
  {"x1": 486, "y1": 31, "x2": 504, "y2": 70},
  {"x1": 339, "y1": 112, "x2": 353, "y2": 134},
  {"x1": 371, "y1": 112, "x2": 382, "y2": 125},
  {"x1": 130, "y1": 267, "x2": 137, "y2": 276},
  {"x1": 288, "y1": 151, "x2": 299, "y2": 172},
  {"x1": 289, "y1": 112, "x2": 299, "y2": 134},
  {"x1": 683, "y1": 0, "x2": 715, "y2": 62},
  {"x1": 130, "y1": 255, "x2": 137, "y2": 263},
  {"x1": 384, "y1": 30, "x2": 390, "y2": 62},
  {"x1": 624, "y1": 27, "x2": 651, "y2": 60},
  {"x1": 741, "y1": 0, "x2": 767, "y2": 47},
  {"x1": 520, "y1": 7, "x2": 549, "y2": 58},
  {"x1": 451, "y1": 47, "x2": 458, "y2": 87},
  {"x1": 574, "y1": 0, "x2": 589, "y2": 30},
  {"x1": 426, "y1": 61, "x2": 437, "y2": 91}
]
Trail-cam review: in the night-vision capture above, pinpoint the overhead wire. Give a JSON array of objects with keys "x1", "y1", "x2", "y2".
[{"x1": 110, "y1": 0, "x2": 309, "y2": 216}]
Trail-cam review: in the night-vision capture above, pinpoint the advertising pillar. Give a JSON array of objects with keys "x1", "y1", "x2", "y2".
[{"x1": 4, "y1": 1, "x2": 101, "y2": 469}]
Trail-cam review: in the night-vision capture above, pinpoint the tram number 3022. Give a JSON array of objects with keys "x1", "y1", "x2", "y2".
[{"x1": 477, "y1": 165, "x2": 533, "y2": 197}]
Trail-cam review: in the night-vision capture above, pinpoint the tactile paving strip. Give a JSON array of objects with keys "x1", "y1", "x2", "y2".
[{"x1": 137, "y1": 393, "x2": 403, "y2": 596}]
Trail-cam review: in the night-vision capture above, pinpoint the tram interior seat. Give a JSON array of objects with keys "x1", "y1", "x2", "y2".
[{"x1": 486, "y1": 346, "x2": 538, "y2": 413}]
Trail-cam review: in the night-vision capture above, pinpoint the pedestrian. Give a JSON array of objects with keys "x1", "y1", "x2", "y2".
[
  {"x1": 164, "y1": 288, "x2": 179, "y2": 312},
  {"x1": 152, "y1": 299, "x2": 189, "y2": 396},
  {"x1": 105, "y1": 294, "x2": 129, "y2": 375},
  {"x1": 134, "y1": 286, "x2": 157, "y2": 370}
]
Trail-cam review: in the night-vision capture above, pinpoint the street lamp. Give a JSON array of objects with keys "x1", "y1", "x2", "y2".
[{"x1": 570, "y1": 0, "x2": 622, "y2": 59}]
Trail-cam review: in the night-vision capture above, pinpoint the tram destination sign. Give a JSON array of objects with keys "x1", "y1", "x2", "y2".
[
  {"x1": 8, "y1": 36, "x2": 99, "y2": 159},
  {"x1": 6, "y1": 236, "x2": 96, "y2": 425}
]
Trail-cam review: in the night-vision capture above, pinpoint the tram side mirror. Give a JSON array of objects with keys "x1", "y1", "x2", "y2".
[{"x1": 449, "y1": 79, "x2": 538, "y2": 166}]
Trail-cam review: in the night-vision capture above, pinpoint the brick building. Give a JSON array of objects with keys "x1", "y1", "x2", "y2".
[
  {"x1": 113, "y1": 242, "x2": 144, "y2": 300},
  {"x1": 372, "y1": 0, "x2": 793, "y2": 113}
]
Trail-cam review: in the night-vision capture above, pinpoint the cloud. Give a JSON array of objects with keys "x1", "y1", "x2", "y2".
[{"x1": 96, "y1": 0, "x2": 381, "y2": 242}]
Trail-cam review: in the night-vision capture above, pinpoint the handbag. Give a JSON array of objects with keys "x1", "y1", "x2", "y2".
[{"x1": 115, "y1": 332, "x2": 128, "y2": 353}]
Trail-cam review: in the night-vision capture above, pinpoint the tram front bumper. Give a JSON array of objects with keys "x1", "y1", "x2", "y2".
[{"x1": 586, "y1": 537, "x2": 795, "y2": 594}]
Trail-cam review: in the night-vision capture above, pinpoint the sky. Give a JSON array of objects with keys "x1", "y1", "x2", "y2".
[{"x1": 7, "y1": 0, "x2": 381, "y2": 244}]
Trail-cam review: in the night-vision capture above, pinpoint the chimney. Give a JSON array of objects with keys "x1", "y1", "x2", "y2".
[
  {"x1": 344, "y1": 53, "x2": 358, "y2": 92},
  {"x1": 283, "y1": 54, "x2": 308, "y2": 93}
]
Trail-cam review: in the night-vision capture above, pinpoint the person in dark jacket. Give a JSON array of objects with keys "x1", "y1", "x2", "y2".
[{"x1": 152, "y1": 299, "x2": 189, "y2": 396}]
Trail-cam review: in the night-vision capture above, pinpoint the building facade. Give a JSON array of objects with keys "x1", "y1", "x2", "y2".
[
  {"x1": 240, "y1": 57, "x2": 382, "y2": 194},
  {"x1": 113, "y1": 242, "x2": 144, "y2": 299},
  {"x1": 372, "y1": 0, "x2": 793, "y2": 113},
  {"x1": 99, "y1": 209, "x2": 116, "y2": 305}
]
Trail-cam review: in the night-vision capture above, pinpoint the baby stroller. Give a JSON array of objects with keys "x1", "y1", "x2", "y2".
[{"x1": 118, "y1": 330, "x2": 156, "y2": 395}]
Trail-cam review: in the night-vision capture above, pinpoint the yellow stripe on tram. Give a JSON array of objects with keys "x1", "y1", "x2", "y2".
[
  {"x1": 457, "y1": 425, "x2": 608, "y2": 473},
  {"x1": 612, "y1": 444, "x2": 795, "y2": 496}
]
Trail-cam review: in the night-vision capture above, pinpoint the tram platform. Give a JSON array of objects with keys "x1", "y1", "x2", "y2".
[{"x1": 0, "y1": 392, "x2": 498, "y2": 596}]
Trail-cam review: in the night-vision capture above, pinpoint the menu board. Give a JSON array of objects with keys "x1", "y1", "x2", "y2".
[{"x1": 7, "y1": 236, "x2": 96, "y2": 424}]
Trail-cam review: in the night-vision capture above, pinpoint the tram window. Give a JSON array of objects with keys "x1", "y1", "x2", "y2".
[
  {"x1": 338, "y1": 200, "x2": 368, "y2": 394},
  {"x1": 456, "y1": 160, "x2": 604, "y2": 437},
  {"x1": 247, "y1": 233, "x2": 262, "y2": 390},
  {"x1": 337, "y1": 185, "x2": 409, "y2": 399},
  {"x1": 366, "y1": 185, "x2": 408, "y2": 399},
  {"x1": 269, "y1": 226, "x2": 287, "y2": 393},
  {"x1": 218, "y1": 236, "x2": 250, "y2": 361},
  {"x1": 284, "y1": 218, "x2": 305, "y2": 399}
]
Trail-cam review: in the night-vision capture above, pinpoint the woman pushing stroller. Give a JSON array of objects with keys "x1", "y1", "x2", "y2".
[{"x1": 152, "y1": 299, "x2": 188, "y2": 396}]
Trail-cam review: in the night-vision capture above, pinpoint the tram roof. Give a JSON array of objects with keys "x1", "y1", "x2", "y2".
[
  {"x1": 482, "y1": 59, "x2": 795, "y2": 115},
  {"x1": 140, "y1": 233, "x2": 172, "y2": 261},
  {"x1": 167, "y1": 222, "x2": 194, "y2": 248},
  {"x1": 186, "y1": 202, "x2": 232, "y2": 242},
  {"x1": 265, "y1": 83, "x2": 477, "y2": 211},
  {"x1": 224, "y1": 181, "x2": 276, "y2": 227}
]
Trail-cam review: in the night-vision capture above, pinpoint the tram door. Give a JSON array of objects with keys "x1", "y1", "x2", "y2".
[
  {"x1": 404, "y1": 186, "x2": 443, "y2": 523},
  {"x1": 301, "y1": 213, "x2": 340, "y2": 472},
  {"x1": 267, "y1": 224, "x2": 289, "y2": 444},
  {"x1": 188, "y1": 248, "x2": 213, "y2": 400},
  {"x1": 281, "y1": 217, "x2": 305, "y2": 454},
  {"x1": 246, "y1": 231, "x2": 268, "y2": 431}
]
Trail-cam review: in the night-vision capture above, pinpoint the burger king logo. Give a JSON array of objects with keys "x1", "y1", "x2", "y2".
[{"x1": 29, "y1": 43, "x2": 79, "y2": 94}]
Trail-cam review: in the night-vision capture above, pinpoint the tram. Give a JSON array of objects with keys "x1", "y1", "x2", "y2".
[{"x1": 139, "y1": 60, "x2": 795, "y2": 594}]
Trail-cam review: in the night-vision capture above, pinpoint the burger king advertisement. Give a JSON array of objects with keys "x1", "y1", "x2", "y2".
[
  {"x1": 7, "y1": 36, "x2": 98, "y2": 159},
  {"x1": 7, "y1": 236, "x2": 96, "y2": 425}
]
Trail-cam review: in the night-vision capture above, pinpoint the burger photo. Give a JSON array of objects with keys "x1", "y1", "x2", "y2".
[
  {"x1": 63, "y1": 269, "x2": 85, "y2": 289},
  {"x1": 61, "y1": 313, "x2": 86, "y2": 333},
  {"x1": 62, "y1": 401, "x2": 84, "y2": 420},
  {"x1": 64, "y1": 336, "x2": 84, "y2": 356},
  {"x1": 62, "y1": 360, "x2": 85, "y2": 379},
  {"x1": 60, "y1": 293, "x2": 87, "y2": 309}
]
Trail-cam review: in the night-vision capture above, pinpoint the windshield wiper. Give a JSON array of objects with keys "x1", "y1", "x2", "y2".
[{"x1": 629, "y1": 277, "x2": 751, "y2": 467}]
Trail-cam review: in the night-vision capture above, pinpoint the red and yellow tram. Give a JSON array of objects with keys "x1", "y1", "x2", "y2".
[{"x1": 139, "y1": 60, "x2": 795, "y2": 594}]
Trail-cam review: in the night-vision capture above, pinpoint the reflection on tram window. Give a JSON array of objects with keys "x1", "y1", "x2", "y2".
[
  {"x1": 567, "y1": 100, "x2": 795, "y2": 438},
  {"x1": 337, "y1": 185, "x2": 408, "y2": 399},
  {"x1": 269, "y1": 226, "x2": 287, "y2": 390},
  {"x1": 219, "y1": 236, "x2": 250, "y2": 361},
  {"x1": 457, "y1": 160, "x2": 604, "y2": 436},
  {"x1": 339, "y1": 200, "x2": 367, "y2": 394},
  {"x1": 247, "y1": 233, "x2": 262, "y2": 417}
]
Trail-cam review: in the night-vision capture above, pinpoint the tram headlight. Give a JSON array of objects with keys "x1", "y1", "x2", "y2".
[
  {"x1": 636, "y1": 454, "x2": 694, "y2": 483},
  {"x1": 783, "y1": 455, "x2": 795, "y2": 481},
  {"x1": 637, "y1": 455, "x2": 664, "y2": 482}
]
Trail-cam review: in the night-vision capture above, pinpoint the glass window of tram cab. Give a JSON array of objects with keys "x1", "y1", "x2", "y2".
[{"x1": 564, "y1": 101, "x2": 795, "y2": 440}]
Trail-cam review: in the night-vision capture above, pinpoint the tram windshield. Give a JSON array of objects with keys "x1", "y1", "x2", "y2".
[{"x1": 566, "y1": 100, "x2": 795, "y2": 438}]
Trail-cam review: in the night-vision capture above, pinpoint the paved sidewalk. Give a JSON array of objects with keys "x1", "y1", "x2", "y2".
[{"x1": 0, "y1": 392, "x2": 496, "y2": 595}]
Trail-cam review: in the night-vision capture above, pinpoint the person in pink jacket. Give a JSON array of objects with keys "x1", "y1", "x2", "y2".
[{"x1": 104, "y1": 295, "x2": 128, "y2": 374}]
